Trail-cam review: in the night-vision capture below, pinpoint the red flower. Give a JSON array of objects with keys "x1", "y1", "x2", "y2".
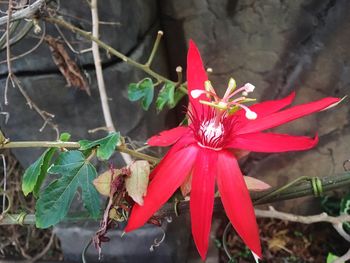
[{"x1": 125, "y1": 41, "x2": 340, "y2": 261}]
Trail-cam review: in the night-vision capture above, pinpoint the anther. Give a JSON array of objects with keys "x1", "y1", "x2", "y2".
[
  {"x1": 191, "y1": 90, "x2": 206, "y2": 99},
  {"x1": 243, "y1": 83, "x2": 255, "y2": 93},
  {"x1": 223, "y1": 78, "x2": 237, "y2": 99},
  {"x1": 245, "y1": 110, "x2": 257, "y2": 120}
]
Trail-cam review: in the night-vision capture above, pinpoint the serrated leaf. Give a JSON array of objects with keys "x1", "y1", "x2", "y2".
[
  {"x1": 125, "y1": 161, "x2": 150, "y2": 205},
  {"x1": 35, "y1": 151, "x2": 100, "y2": 228},
  {"x1": 79, "y1": 132, "x2": 120, "y2": 160},
  {"x1": 22, "y1": 148, "x2": 56, "y2": 197},
  {"x1": 93, "y1": 169, "x2": 120, "y2": 197},
  {"x1": 128, "y1": 78, "x2": 154, "y2": 110}
]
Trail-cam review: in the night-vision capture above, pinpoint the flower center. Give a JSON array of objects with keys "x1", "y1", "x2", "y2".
[
  {"x1": 198, "y1": 118, "x2": 224, "y2": 150},
  {"x1": 190, "y1": 78, "x2": 258, "y2": 120}
]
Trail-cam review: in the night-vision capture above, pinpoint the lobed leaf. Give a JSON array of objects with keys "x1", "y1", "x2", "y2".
[
  {"x1": 128, "y1": 78, "x2": 154, "y2": 110},
  {"x1": 79, "y1": 132, "x2": 120, "y2": 160},
  {"x1": 35, "y1": 151, "x2": 100, "y2": 228},
  {"x1": 22, "y1": 148, "x2": 56, "y2": 197},
  {"x1": 156, "y1": 82, "x2": 185, "y2": 113}
]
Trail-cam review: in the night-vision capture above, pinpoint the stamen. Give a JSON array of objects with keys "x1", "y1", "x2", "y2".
[
  {"x1": 223, "y1": 78, "x2": 237, "y2": 99},
  {"x1": 243, "y1": 83, "x2": 255, "y2": 93},
  {"x1": 228, "y1": 101, "x2": 257, "y2": 120},
  {"x1": 245, "y1": 110, "x2": 257, "y2": 120},
  {"x1": 227, "y1": 83, "x2": 256, "y2": 101},
  {"x1": 204, "y1": 80, "x2": 215, "y2": 93}
]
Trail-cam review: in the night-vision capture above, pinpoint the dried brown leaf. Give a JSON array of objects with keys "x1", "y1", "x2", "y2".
[
  {"x1": 125, "y1": 161, "x2": 150, "y2": 205},
  {"x1": 44, "y1": 35, "x2": 90, "y2": 95},
  {"x1": 93, "y1": 169, "x2": 120, "y2": 196}
]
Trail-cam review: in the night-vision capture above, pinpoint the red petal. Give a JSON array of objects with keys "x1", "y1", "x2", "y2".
[
  {"x1": 147, "y1": 126, "x2": 189, "y2": 146},
  {"x1": 190, "y1": 148, "x2": 217, "y2": 260},
  {"x1": 237, "y1": 97, "x2": 340, "y2": 134},
  {"x1": 217, "y1": 150, "x2": 261, "y2": 257},
  {"x1": 125, "y1": 145, "x2": 198, "y2": 232},
  {"x1": 187, "y1": 40, "x2": 209, "y2": 115},
  {"x1": 227, "y1": 132, "x2": 318, "y2": 152},
  {"x1": 149, "y1": 131, "x2": 196, "y2": 180},
  {"x1": 235, "y1": 92, "x2": 295, "y2": 121}
]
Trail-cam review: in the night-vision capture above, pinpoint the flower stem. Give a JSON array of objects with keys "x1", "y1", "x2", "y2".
[{"x1": 145, "y1": 30, "x2": 163, "y2": 67}]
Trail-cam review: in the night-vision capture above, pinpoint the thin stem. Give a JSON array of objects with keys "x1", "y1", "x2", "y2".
[
  {"x1": 145, "y1": 30, "x2": 163, "y2": 67},
  {"x1": 0, "y1": 141, "x2": 81, "y2": 148},
  {"x1": 253, "y1": 176, "x2": 310, "y2": 205},
  {"x1": 116, "y1": 146, "x2": 159, "y2": 164},
  {"x1": 5, "y1": 0, "x2": 14, "y2": 105},
  {"x1": 0, "y1": 140, "x2": 159, "y2": 164},
  {"x1": 44, "y1": 16, "x2": 188, "y2": 94},
  {"x1": 90, "y1": 0, "x2": 115, "y2": 132},
  {"x1": 2, "y1": 172, "x2": 350, "y2": 225}
]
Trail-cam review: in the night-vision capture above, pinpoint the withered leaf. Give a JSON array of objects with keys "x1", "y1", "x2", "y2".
[
  {"x1": 243, "y1": 176, "x2": 271, "y2": 191},
  {"x1": 125, "y1": 160, "x2": 150, "y2": 205},
  {"x1": 93, "y1": 169, "x2": 120, "y2": 196},
  {"x1": 44, "y1": 35, "x2": 90, "y2": 95}
]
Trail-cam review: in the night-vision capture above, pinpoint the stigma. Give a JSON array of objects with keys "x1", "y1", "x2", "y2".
[{"x1": 191, "y1": 78, "x2": 258, "y2": 120}]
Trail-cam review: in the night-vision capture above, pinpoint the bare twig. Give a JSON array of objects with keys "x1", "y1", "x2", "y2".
[
  {"x1": 11, "y1": 76, "x2": 59, "y2": 138},
  {"x1": 90, "y1": 0, "x2": 114, "y2": 132},
  {"x1": 5, "y1": 0, "x2": 14, "y2": 105},
  {"x1": 90, "y1": 0, "x2": 131, "y2": 164},
  {"x1": 28, "y1": 232, "x2": 54, "y2": 263},
  {"x1": 1, "y1": 154, "x2": 7, "y2": 213},
  {"x1": 0, "y1": 21, "x2": 46, "y2": 65},
  {"x1": 0, "y1": 0, "x2": 45, "y2": 26},
  {"x1": 333, "y1": 223, "x2": 350, "y2": 242},
  {"x1": 255, "y1": 206, "x2": 350, "y2": 224}
]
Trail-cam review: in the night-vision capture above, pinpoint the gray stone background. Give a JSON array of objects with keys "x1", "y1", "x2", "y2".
[{"x1": 0, "y1": 0, "x2": 349, "y2": 262}]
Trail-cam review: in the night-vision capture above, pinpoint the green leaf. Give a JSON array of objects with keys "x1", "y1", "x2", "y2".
[
  {"x1": 340, "y1": 193, "x2": 350, "y2": 231},
  {"x1": 60, "y1": 132, "x2": 71, "y2": 142},
  {"x1": 326, "y1": 252, "x2": 339, "y2": 263},
  {"x1": 79, "y1": 132, "x2": 120, "y2": 160},
  {"x1": 155, "y1": 83, "x2": 185, "y2": 113},
  {"x1": 156, "y1": 82, "x2": 175, "y2": 112},
  {"x1": 22, "y1": 148, "x2": 56, "y2": 197},
  {"x1": 35, "y1": 151, "x2": 100, "y2": 228},
  {"x1": 128, "y1": 78, "x2": 154, "y2": 110},
  {"x1": 172, "y1": 89, "x2": 185, "y2": 108}
]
